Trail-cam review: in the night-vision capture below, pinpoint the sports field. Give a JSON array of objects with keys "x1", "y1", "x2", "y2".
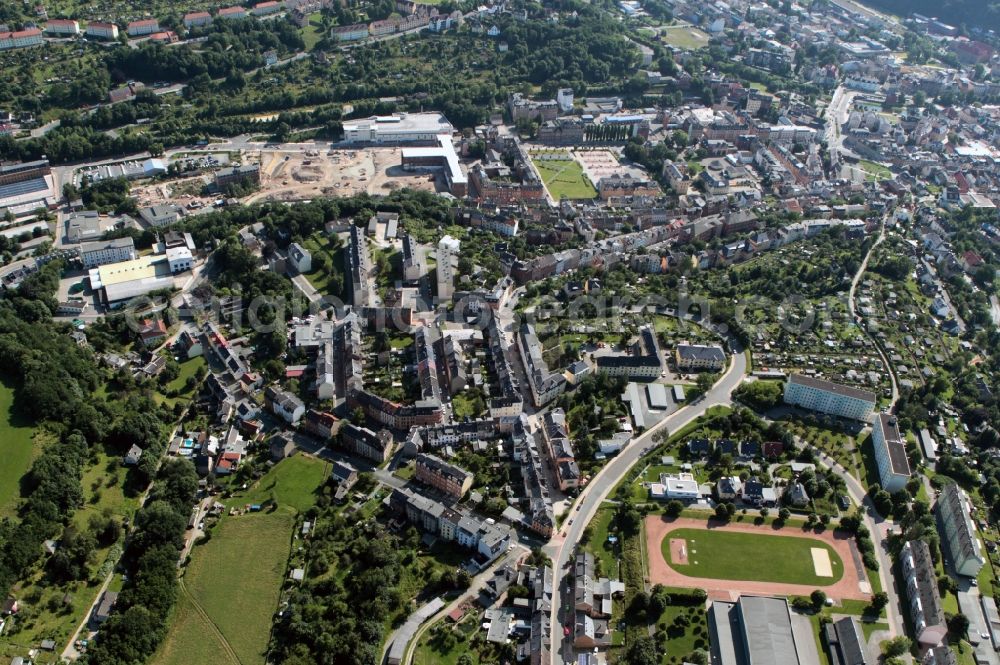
[
  {"x1": 532, "y1": 157, "x2": 597, "y2": 200},
  {"x1": 664, "y1": 527, "x2": 844, "y2": 586},
  {"x1": 659, "y1": 25, "x2": 710, "y2": 50},
  {"x1": 645, "y1": 517, "x2": 871, "y2": 601}
]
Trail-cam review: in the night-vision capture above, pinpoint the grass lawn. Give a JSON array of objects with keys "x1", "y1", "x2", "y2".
[
  {"x1": 228, "y1": 454, "x2": 329, "y2": 513},
  {"x1": 300, "y1": 13, "x2": 324, "y2": 50},
  {"x1": 583, "y1": 507, "x2": 620, "y2": 578},
  {"x1": 531, "y1": 157, "x2": 597, "y2": 200},
  {"x1": 657, "y1": 604, "x2": 710, "y2": 664},
  {"x1": 0, "y1": 376, "x2": 38, "y2": 517},
  {"x1": 658, "y1": 25, "x2": 710, "y2": 50},
  {"x1": 663, "y1": 527, "x2": 845, "y2": 586},
  {"x1": 857, "y1": 159, "x2": 893, "y2": 182},
  {"x1": 451, "y1": 390, "x2": 486, "y2": 420},
  {"x1": 152, "y1": 592, "x2": 240, "y2": 665},
  {"x1": 164, "y1": 355, "x2": 206, "y2": 394},
  {"x1": 74, "y1": 447, "x2": 140, "y2": 532},
  {"x1": 153, "y1": 510, "x2": 295, "y2": 665}
]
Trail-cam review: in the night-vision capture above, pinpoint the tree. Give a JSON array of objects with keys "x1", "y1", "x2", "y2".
[
  {"x1": 715, "y1": 503, "x2": 731, "y2": 521},
  {"x1": 665, "y1": 500, "x2": 684, "y2": 518},
  {"x1": 869, "y1": 591, "x2": 889, "y2": 613},
  {"x1": 882, "y1": 636, "x2": 911, "y2": 657},
  {"x1": 623, "y1": 635, "x2": 659, "y2": 665},
  {"x1": 810, "y1": 590, "x2": 827, "y2": 610},
  {"x1": 778, "y1": 507, "x2": 790, "y2": 521},
  {"x1": 947, "y1": 612, "x2": 970, "y2": 638}
]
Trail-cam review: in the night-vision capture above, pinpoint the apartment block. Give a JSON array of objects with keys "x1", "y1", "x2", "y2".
[
  {"x1": 517, "y1": 323, "x2": 566, "y2": 407},
  {"x1": 900, "y1": 540, "x2": 948, "y2": 646},
  {"x1": 783, "y1": 373, "x2": 876, "y2": 421},
  {"x1": 80, "y1": 237, "x2": 137, "y2": 268},
  {"x1": 937, "y1": 482, "x2": 986, "y2": 577},
  {"x1": 414, "y1": 453, "x2": 473, "y2": 499},
  {"x1": 872, "y1": 414, "x2": 911, "y2": 493}
]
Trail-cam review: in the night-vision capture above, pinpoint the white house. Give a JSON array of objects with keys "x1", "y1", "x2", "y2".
[
  {"x1": 288, "y1": 242, "x2": 312, "y2": 273},
  {"x1": 650, "y1": 473, "x2": 701, "y2": 501}
]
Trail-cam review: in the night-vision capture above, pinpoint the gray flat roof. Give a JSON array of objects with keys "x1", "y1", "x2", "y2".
[
  {"x1": 788, "y1": 373, "x2": 877, "y2": 403},
  {"x1": 876, "y1": 414, "x2": 911, "y2": 476},
  {"x1": 739, "y1": 596, "x2": 800, "y2": 665}
]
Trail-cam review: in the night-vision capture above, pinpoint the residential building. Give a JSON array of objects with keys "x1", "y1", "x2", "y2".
[
  {"x1": 518, "y1": 323, "x2": 566, "y2": 407},
  {"x1": 338, "y1": 421, "x2": 393, "y2": 463},
  {"x1": 252, "y1": 1, "x2": 282, "y2": 15},
  {"x1": 937, "y1": 482, "x2": 986, "y2": 578},
  {"x1": 401, "y1": 234, "x2": 425, "y2": 282},
  {"x1": 45, "y1": 19, "x2": 80, "y2": 35},
  {"x1": 0, "y1": 28, "x2": 44, "y2": 49},
  {"x1": 596, "y1": 324, "x2": 662, "y2": 379},
  {"x1": 541, "y1": 409, "x2": 579, "y2": 492},
  {"x1": 825, "y1": 617, "x2": 870, "y2": 665},
  {"x1": 675, "y1": 343, "x2": 726, "y2": 372},
  {"x1": 288, "y1": 242, "x2": 311, "y2": 273},
  {"x1": 85, "y1": 22, "x2": 118, "y2": 39},
  {"x1": 650, "y1": 473, "x2": 701, "y2": 501},
  {"x1": 89, "y1": 591, "x2": 119, "y2": 629},
  {"x1": 183, "y1": 11, "x2": 212, "y2": 27},
  {"x1": 138, "y1": 204, "x2": 182, "y2": 228},
  {"x1": 331, "y1": 23, "x2": 368, "y2": 41},
  {"x1": 347, "y1": 224, "x2": 371, "y2": 306},
  {"x1": 138, "y1": 318, "x2": 168, "y2": 347},
  {"x1": 303, "y1": 409, "x2": 338, "y2": 440},
  {"x1": 783, "y1": 374, "x2": 876, "y2": 421},
  {"x1": 573, "y1": 551, "x2": 624, "y2": 618},
  {"x1": 126, "y1": 19, "x2": 160, "y2": 36},
  {"x1": 436, "y1": 234, "x2": 460, "y2": 300},
  {"x1": 217, "y1": 6, "x2": 248, "y2": 19},
  {"x1": 166, "y1": 247, "x2": 193, "y2": 273},
  {"x1": 899, "y1": 540, "x2": 948, "y2": 646},
  {"x1": 414, "y1": 328, "x2": 442, "y2": 402},
  {"x1": 264, "y1": 385, "x2": 305, "y2": 425},
  {"x1": 414, "y1": 453, "x2": 473, "y2": 499},
  {"x1": 872, "y1": 414, "x2": 911, "y2": 493},
  {"x1": 387, "y1": 486, "x2": 511, "y2": 567},
  {"x1": 709, "y1": 595, "x2": 805, "y2": 665},
  {"x1": 80, "y1": 237, "x2": 137, "y2": 268}
]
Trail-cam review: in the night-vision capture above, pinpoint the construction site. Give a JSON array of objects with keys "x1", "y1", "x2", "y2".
[{"x1": 246, "y1": 147, "x2": 440, "y2": 203}]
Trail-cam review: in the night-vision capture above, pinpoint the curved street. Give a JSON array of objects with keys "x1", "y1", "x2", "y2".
[{"x1": 547, "y1": 339, "x2": 748, "y2": 664}]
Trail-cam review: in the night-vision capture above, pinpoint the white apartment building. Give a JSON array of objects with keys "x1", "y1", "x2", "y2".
[
  {"x1": 436, "y1": 234, "x2": 460, "y2": 301},
  {"x1": 872, "y1": 414, "x2": 911, "y2": 493},
  {"x1": 166, "y1": 247, "x2": 194, "y2": 273},
  {"x1": 80, "y1": 237, "x2": 137, "y2": 268},
  {"x1": 783, "y1": 374, "x2": 876, "y2": 421}
]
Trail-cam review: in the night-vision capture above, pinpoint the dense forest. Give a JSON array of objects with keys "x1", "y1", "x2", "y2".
[{"x1": 0, "y1": 261, "x2": 176, "y2": 607}]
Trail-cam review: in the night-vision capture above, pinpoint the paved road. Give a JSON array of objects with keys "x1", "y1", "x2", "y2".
[
  {"x1": 850, "y1": 220, "x2": 899, "y2": 405},
  {"x1": 382, "y1": 545, "x2": 529, "y2": 665},
  {"x1": 547, "y1": 340, "x2": 748, "y2": 664},
  {"x1": 793, "y1": 439, "x2": 904, "y2": 639}
]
